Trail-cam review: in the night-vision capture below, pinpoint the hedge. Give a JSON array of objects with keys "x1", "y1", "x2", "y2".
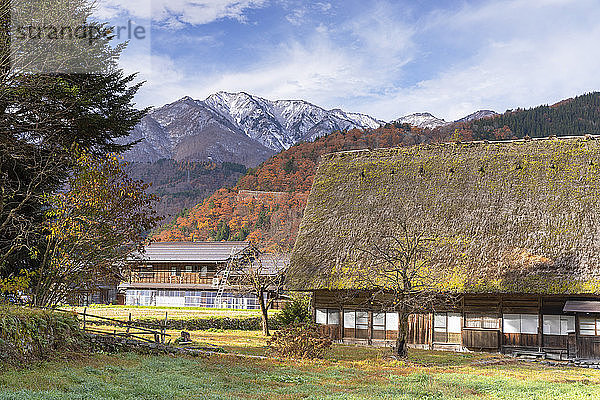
[
  {"x1": 0, "y1": 306, "x2": 86, "y2": 365},
  {"x1": 86, "y1": 315, "x2": 285, "y2": 331}
]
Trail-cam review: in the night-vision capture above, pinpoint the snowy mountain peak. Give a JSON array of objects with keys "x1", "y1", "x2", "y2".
[
  {"x1": 123, "y1": 92, "x2": 384, "y2": 166},
  {"x1": 177, "y1": 96, "x2": 196, "y2": 103},
  {"x1": 203, "y1": 91, "x2": 383, "y2": 150},
  {"x1": 455, "y1": 110, "x2": 498, "y2": 123},
  {"x1": 393, "y1": 112, "x2": 448, "y2": 129}
]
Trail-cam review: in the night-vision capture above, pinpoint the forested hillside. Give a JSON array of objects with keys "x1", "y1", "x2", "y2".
[
  {"x1": 126, "y1": 160, "x2": 247, "y2": 220},
  {"x1": 153, "y1": 125, "x2": 446, "y2": 249},
  {"x1": 452, "y1": 92, "x2": 600, "y2": 140}
]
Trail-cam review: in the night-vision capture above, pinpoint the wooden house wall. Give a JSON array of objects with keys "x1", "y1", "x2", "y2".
[
  {"x1": 313, "y1": 291, "x2": 600, "y2": 358},
  {"x1": 407, "y1": 314, "x2": 429, "y2": 345},
  {"x1": 574, "y1": 336, "x2": 600, "y2": 359},
  {"x1": 462, "y1": 329, "x2": 499, "y2": 350},
  {"x1": 314, "y1": 290, "x2": 397, "y2": 342},
  {"x1": 312, "y1": 290, "x2": 389, "y2": 309}
]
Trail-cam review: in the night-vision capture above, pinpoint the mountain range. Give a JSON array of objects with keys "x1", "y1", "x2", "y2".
[
  {"x1": 121, "y1": 91, "x2": 501, "y2": 221},
  {"x1": 152, "y1": 91, "x2": 600, "y2": 246},
  {"x1": 123, "y1": 92, "x2": 385, "y2": 167},
  {"x1": 123, "y1": 91, "x2": 497, "y2": 167}
]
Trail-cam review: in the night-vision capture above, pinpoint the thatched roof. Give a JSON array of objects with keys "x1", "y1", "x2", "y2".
[{"x1": 289, "y1": 137, "x2": 600, "y2": 294}]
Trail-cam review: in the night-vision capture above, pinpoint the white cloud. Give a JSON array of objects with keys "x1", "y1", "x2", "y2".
[
  {"x1": 129, "y1": 8, "x2": 416, "y2": 112},
  {"x1": 130, "y1": 34, "x2": 385, "y2": 108},
  {"x1": 360, "y1": 0, "x2": 600, "y2": 120},
  {"x1": 94, "y1": 0, "x2": 152, "y2": 20},
  {"x1": 94, "y1": 0, "x2": 267, "y2": 27},
  {"x1": 118, "y1": 0, "x2": 600, "y2": 123},
  {"x1": 118, "y1": 49, "x2": 188, "y2": 108},
  {"x1": 343, "y1": 2, "x2": 414, "y2": 55},
  {"x1": 285, "y1": 8, "x2": 306, "y2": 26}
]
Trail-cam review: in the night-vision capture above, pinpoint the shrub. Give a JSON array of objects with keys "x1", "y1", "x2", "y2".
[
  {"x1": 0, "y1": 306, "x2": 86, "y2": 365},
  {"x1": 267, "y1": 323, "x2": 332, "y2": 359},
  {"x1": 85, "y1": 315, "x2": 284, "y2": 331},
  {"x1": 276, "y1": 293, "x2": 311, "y2": 326}
]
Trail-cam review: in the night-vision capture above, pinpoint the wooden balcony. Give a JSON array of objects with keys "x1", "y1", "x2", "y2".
[{"x1": 128, "y1": 271, "x2": 215, "y2": 286}]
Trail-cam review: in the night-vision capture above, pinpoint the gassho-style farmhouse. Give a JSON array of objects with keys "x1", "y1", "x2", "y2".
[
  {"x1": 289, "y1": 136, "x2": 600, "y2": 360},
  {"x1": 119, "y1": 241, "x2": 286, "y2": 310}
]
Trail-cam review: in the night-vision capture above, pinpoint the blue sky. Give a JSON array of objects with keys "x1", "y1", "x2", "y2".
[{"x1": 95, "y1": 0, "x2": 600, "y2": 121}]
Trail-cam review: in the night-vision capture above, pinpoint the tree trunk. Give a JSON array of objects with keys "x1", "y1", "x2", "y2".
[
  {"x1": 258, "y1": 292, "x2": 270, "y2": 336},
  {"x1": 395, "y1": 312, "x2": 409, "y2": 358}
]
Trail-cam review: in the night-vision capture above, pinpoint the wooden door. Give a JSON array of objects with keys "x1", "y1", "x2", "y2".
[
  {"x1": 567, "y1": 332, "x2": 577, "y2": 358},
  {"x1": 577, "y1": 337, "x2": 600, "y2": 359}
]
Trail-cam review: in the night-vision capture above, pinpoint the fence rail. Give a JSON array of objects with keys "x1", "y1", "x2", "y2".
[{"x1": 54, "y1": 307, "x2": 172, "y2": 344}]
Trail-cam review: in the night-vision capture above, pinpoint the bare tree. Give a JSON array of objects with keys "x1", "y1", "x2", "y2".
[
  {"x1": 229, "y1": 246, "x2": 287, "y2": 336},
  {"x1": 355, "y1": 221, "x2": 455, "y2": 358}
]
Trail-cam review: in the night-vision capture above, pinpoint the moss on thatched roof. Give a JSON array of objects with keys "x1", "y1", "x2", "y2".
[{"x1": 289, "y1": 136, "x2": 600, "y2": 294}]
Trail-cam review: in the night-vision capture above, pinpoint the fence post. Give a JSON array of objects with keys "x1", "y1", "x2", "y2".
[
  {"x1": 83, "y1": 307, "x2": 87, "y2": 332},
  {"x1": 126, "y1": 312, "x2": 132, "y2": 338},
  {"x1": 161, "y1": 311, "x2": 168, "y2": 344}
]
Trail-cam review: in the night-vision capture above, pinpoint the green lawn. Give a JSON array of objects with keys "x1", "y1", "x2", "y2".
[
  {"x1": 2, "y1": 344, "x2": 600, "y2": 399},
  {"x1": 5, "y1": 307, "x2": 600, "y2": 399},
  {"x1": 62, "y1": 304, "x2": 279, "y2": 321}
]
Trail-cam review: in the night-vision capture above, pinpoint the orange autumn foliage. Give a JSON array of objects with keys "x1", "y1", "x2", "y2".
[{"x1": 153, "y1": 125, "x2": 447, "y2": 249}]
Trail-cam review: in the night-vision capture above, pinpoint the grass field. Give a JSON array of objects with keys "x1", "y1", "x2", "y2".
[
  {"x1": 62, "y1": 304, "x2": 279, "y2": 321},
  {"x1": 5, "y1": 306, "x2": 597, "y2": 399},
  {"x1": 2, "y1": 346, "x2": 600, "y2": 400}
]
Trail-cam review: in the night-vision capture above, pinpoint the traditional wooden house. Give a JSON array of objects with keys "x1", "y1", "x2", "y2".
[
  {"x1": 120, "y1": 241, "x2": 286, "y2": 309},
  {"x1": 289, "y1": 137, "x2": 600, "y2": 360}
]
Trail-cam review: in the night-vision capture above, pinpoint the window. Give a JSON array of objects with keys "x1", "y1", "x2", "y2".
[
  {"x1": 344, "y1": 310, "x2": 355, "y2": 330},
  {"x1": 373, "y1": 313, "x2": 385, "y2": 331},
  {"x1": 126, "y1": 289, "x2": 155, "y2": 306},
  {"x1": 328, "y1": 309, "x2": 340, "y2": 325},
  {"x1": 542, "y1": 315, "x2": 575, "y2": 335},
  {"x1": 373, "y1": 313, "x2": 385, "y2": 339},
  {"x1": 465, "y1": 314, "x2": 499, "y2": 329},
  {"x1": 434, "y1": 313, "x2": 461, "y2": 343},
  {"x1": 372, "y1": 312, "x2": 399, "y2": 339},
  {"x1": 341, "y1": 311, "x2": 399, "y2": 339},
  {"x1": 579, "y1": 317, "x2": 600, "y2": 336},
  {"x1": 386, "y1": 312, "x2": 399, "y2": 331},
  {"x1": 180, "y1": 290, "x2": 259, "y2": 309},
  {"x1": 156, "y1": 289, "x2": 185, "y2": 307},
  {"x1": 503, "y1": 314, "x2": 538, "y2": 334},
  {"x1": 186, "y1": 265, "x2": 193, "y2": 273},
  {"x1": 356, "y1": 311, "x2": 369, "y2": 338},
  {"x1": 315, "y1": 309, "x2": 340, "y2": 325},
  {"x1": 343, "y1": 310, "x2": 369, "y2": 339}
]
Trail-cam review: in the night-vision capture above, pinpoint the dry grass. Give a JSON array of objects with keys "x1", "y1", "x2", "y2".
[
  {"x1": 3, "y1": 346, "x2": 600, "y2": 400},
  {"x1": 18, "y1": 307, "x2": 598, "y2": 398}
]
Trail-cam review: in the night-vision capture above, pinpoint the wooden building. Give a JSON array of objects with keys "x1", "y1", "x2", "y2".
[
  {"x1": 289, "y1": 137, "x2": 600, "y2": 360},
  {"x1": 310, "y1": 291, "x2": 600, "y2": 360},
  {"x1": 120, "y1": 241, "x2": 286, "y2": 309}
]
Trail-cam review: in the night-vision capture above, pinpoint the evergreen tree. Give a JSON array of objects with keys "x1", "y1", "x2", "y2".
[
  {"x1": 0, "y1": 0, "x2": 147, "y2": 278},
  {"x1": 467, "y1": 92, "x2": 600, "y2": 140}
]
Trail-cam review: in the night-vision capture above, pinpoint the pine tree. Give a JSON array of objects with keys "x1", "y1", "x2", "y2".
[{"x1": 0, "y1": 0, "x2": 147, "y2": 278}]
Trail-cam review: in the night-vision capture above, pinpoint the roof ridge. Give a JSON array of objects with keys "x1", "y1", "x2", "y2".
[
  {"x1": 149, "y1": 241, "x2": 249, "y2": 245},
  {"x1": 320, "y1": 134, "x2": 600, "y2": 160}
]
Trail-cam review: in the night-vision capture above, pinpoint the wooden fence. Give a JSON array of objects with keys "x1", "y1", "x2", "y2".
[{"x1": 56, "y1": 307, "x2": 172, "y2": 344}]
